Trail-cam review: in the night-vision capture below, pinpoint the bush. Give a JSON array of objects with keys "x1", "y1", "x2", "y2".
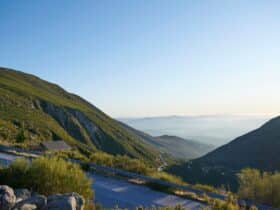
[
  {"x1": 200, "y1": 194, "x2": 257, "y2": 210},
  {"x1": 237, "y1": 168, "x2": 280, "y2": 208},
  {"x1": 0, "y1": 157, "x2": 93, "y2": 201},
  {"x1": 90, "y1": 152, "x2": 151, "y2": 175},
  {"x1": 194, "y1": 184, "x2": 215, "y2": 193},
  {"x1": 44, "y1": 150, "x2": 90, "y2": 162},
  {"x1": 2, "y1": 158, "x2": 29, "y2": 186},
  {"x1": 148, "y1": 171, "x2": 185, "y2": 185},
  {"x1": 16, "y1": 129, "x2": 25, "y2": 143}
]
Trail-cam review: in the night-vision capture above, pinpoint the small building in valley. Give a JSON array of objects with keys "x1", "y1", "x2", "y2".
[{"x1": 40, "y1": 140, "x2": 71, "y2": 151}]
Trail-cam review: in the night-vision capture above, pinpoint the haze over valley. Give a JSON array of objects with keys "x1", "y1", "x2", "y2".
[
  {"x1": 120, "y1": 115, "x2": 270, "y2": 146},
  {"x1": 1, "y1": 1, "x2": 280, "y2": 209}
]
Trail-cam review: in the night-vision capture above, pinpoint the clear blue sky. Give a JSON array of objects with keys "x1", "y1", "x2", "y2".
[{"x1": 0, "y1": 1, "x2": 279, "y2": 117}]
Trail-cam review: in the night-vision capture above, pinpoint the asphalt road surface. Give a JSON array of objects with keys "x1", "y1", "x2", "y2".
[
  {"x1": 91, "y1": 174, "x2": 204, "y2": 210},
  {"x1": 0, "y1": 152, "x2": 18, "y2": 165}
]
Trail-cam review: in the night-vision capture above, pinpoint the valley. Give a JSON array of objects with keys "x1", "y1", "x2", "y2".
[{"x1": 0, "y1": 68, "x2": 279, "y2": 209}]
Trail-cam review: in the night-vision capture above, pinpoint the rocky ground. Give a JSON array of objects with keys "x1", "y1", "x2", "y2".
[{"x1": 0, "y1": 185, "x2": 84, "y2": 210}]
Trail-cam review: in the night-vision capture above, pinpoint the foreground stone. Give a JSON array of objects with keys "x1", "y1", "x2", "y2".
[
  {"x1": 0, "y1": 186, "x2": 85, "y2": 210},
  {"x1": 45, "y1": 193, "x2": 84, "y2": 210},
  {"x1": 13, "y1": 195, "x2": 47, "y2": 210},
  {"x1": 14, "y1": 189, "x2": 31, "y2": 203},
  {"x1": 0, "y1": 186, "x2": 16, "y2": 210}
]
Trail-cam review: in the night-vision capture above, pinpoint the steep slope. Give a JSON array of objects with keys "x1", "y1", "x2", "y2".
[
  {"x1": 196, "y1": 116, "x2": 280, "y2": 171},
  {"x1": 0, "y1": 67, "x2": 159, "y2": 162},
  {"x1": 168, "y1": 116, "x2": 280, "y2": 189}
]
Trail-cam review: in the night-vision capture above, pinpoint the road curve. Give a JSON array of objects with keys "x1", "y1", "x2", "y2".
[
  {"x1": 0, "y1": 152, "x2": 204, "y2": 209},
  {"x1": 91, "y1": 174, "x2": 204, "y2": 210}
]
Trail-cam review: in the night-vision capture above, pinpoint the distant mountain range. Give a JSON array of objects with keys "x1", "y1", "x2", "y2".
[
  {"x1": 120, "y1": 115, "x2": 270, "y2": 146},
  {"x1": 119, "y1": 122, "x2": 214, "y2": 160},
  {"x1": 168, "y1": 116, "x2": 280, "y2": 189}
]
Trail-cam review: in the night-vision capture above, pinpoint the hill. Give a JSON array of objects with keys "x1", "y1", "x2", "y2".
[
  {"x1": 168, "y1": 116, "x2": 280, "y2": 189},
  {"x1": 0, "y1": 67, "x2": 159, "y2": 162},
  {"x1": 196, "y1": 116, "x2": 280, "y2": 170},
  {"x1": 118, "y1": 122, "x2": 214, "y2": 160},
  {"x1": 153, "y1": 135, "x2": 214, "y2": 160}
]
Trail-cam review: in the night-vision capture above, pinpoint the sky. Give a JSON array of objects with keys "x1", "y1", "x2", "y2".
[{"x1": 0, "y1": 0, "x2": 279, "y2": 117}]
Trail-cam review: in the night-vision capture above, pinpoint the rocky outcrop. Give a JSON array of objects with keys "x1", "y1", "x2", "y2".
[
  {"x1": 68, "y1": 109, "x2": 102, "y2": 148},
  {"x1": 0, "y1": 186, "x2": 84, "y2": 210},
  {"x1": 38, "y1": 100, "x2": 105, "y2": 149},
  {"x1": 39, "y1": 100, "x2": 90, "y2": 145}
]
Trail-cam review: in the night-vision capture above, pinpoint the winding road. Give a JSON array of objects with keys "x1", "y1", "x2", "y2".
[
  {"x1": 0, "y1": 152, "x2": 204, "y2": 209},
  {"x1": 91, "y1": 174, "x2": 204, "y2": 210}
]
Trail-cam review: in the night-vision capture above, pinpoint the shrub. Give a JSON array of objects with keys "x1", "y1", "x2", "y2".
[
  {"x1": 90, "y1": 152, "x2": 151, "y2": 175},
  {"x1": 148, "y1": 171, "x2": 185, "y2": 185},
  {"x1": 0, "y1": 157, "x2": 93, "y2": 201},
  {"x1": 44, "y1": 150, "x2": 90, "y2": 162},
  {"x1": 237, "y1": 168, "x2": 280, "y2": 208},
  {"x1": 200, "y1": 194, "x2": 257, "y2": 210},
  {"x1": 194, "y1": 184, "x2": 215, "y2": 193},
  {"x1": 16, "y1": 129, "x2": 25, "y2": 143}
]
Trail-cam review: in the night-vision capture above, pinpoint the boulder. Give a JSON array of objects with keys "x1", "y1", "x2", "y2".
[
  {"x1": 13, "y1": 195, "x2": 47, "y2": 210},
  {"x1": 44, "y1": 193, "x2": 84, "y2": 210},
  {"x1": 65, "y1": 193, "x2": 84, "y2": 210},
  {"x1": 14, "y1": 189, "x2": 31, "y2": 203},
  {"x1": 0, "y1": 185, "x2": 16, "y2": 210}
]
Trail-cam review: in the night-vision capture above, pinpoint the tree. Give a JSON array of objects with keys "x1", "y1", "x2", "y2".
[{"x1": 16, "y1": 129, "x2": 25, "y2": 143}]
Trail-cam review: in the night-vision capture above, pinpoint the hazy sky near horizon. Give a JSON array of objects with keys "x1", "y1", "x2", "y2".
[{"x1": 0, "y1": 1, "x2": 279, "y2": 117}]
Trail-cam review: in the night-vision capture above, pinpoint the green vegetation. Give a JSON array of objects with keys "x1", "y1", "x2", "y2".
[
  {"x1": 237, "y1": 168, "x2": 280, "y2": 208},
  {"x1": 0, "y1": 68, "x2": 159, "y2": 162},
  {"x1": 201, "y1": 194, "x2": 258, "y2": 210},
  {"x1": 0, "y1": 157, "x2": 93, "y2": 201},
  {"x1": 45, "y1": 150, "x2": 90, "y2": 162},
  {"x1": 88, "y1": 151, "x2": 185, "y2": 185},
  {"x1": 90, "y1": 152, "x2": 151, "y2": 175},
  {"x1": 16, "y1": 129, "x2": 26, "y2": 143},
  {"x1": 194, "y1": 184, "x2": 216, "y2": 193}
]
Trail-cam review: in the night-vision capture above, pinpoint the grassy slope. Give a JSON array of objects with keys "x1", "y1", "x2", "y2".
[{"x1": 0, "y1": 67, "x2": 159, "y2": 162}]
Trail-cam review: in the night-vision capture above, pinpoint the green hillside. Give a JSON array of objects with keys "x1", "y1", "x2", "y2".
[{"x1": 0, "y1": 67, "x2": 159, "y2": 162}]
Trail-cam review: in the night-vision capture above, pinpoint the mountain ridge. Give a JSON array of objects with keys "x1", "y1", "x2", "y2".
[
  {"x1": 0, "y1": 67, "x2": 159, "y2": 162},
  {"x1": 117, "y1": 121, "x2": 214, "y2": 160}
]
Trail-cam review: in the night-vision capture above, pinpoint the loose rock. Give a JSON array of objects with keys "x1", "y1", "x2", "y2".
[
  {"x1": 0, "y1": 185, "x2": 16, "y2": 210},
  {"x1": 13, "y1": 195, "x2": 47, "y2": 210},
  {"x1": 14, "y1": 189, "x2": 31, "y2": 203}
]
